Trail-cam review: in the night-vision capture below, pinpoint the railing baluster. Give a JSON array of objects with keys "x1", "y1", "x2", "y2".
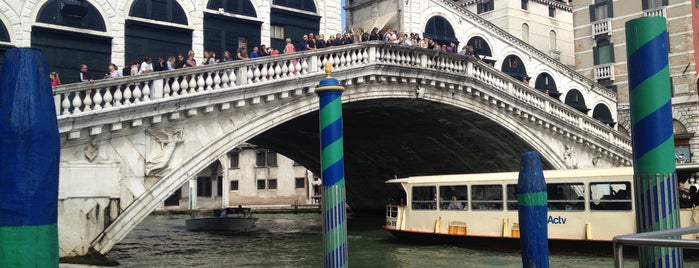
[{"x1": 197, "y1": 74, "x2": 205, "y2": 92}]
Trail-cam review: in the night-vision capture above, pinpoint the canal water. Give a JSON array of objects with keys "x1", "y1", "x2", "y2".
[{"x1": 107, "y1": 213, "x2": 699, "y2": 267}]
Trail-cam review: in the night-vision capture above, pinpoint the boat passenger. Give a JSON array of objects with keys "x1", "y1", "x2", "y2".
[
  {"x1": 447, "y1": 195, "x2": 463, "y2": 210},
  {"x1": 219, "y1": 209, "x2": 227, "y2": 217}
]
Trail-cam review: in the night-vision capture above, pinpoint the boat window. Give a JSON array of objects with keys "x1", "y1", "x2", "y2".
[
  {"x1": 471, "y1": 185, "x2": 503, "y2": 210},
  {"x1": 590, "y1": 182, "x2": 632, "y2": 210},
  {"x1": 547, "y1": 183, "x2": 585, "y2": 211},
  {"x1": 440, "y1": 185, "x2": 468, "y2": 210},
  {"x1": 412, "y1": 186, "x2": 437, "y2": 210},
  {"x1": 506, "y1": 184, "x2": 518, "y2": 210}
]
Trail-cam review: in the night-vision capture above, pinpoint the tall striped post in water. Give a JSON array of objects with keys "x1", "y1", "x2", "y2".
[
  {"x1": 315, "y1": 61, "x2": 348, "y2": 267},
  {"x1": 0, "y1": 48, "x2": 60, "y2": 267},
  {"x1": 517, "y1": 151, "x2": 549, "y2": 268},
  {"x1": 626, "y1": 16, "x2": 682, "y2": 267}
]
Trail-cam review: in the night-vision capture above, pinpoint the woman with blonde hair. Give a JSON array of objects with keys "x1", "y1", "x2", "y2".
[
  {"x1": 50, "y1": 72, "x2": 61, "y2": 87},
  {"x1": 284, "y1": 38, "x2": 295, "y2": 54}
]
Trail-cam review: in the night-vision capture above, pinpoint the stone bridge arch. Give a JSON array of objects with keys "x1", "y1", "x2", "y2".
[
  {"x1": 89, "y1": 70, "x2": 614, "y2": 255},
  {"x1": 50, "y1": 43, "x2": 630, "y2": 257}
]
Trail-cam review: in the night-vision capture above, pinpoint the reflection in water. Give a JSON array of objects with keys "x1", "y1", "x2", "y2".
[{"x1": 109, "y1": 213, "x2": 699, "y2": 268}]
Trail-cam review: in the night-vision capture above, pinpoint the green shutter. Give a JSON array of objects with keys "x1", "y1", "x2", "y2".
[
  {"x1": 607, "y1": 0, "x2": 613, "y2": 18},
  {"x1": 593, "y1": 46, "x2": 599, "y2": 65},
  {"x1": 663, "y1": 0, "x2": 668, "y2": 6},
  {"x1": 609, "y1": 43, "x2": 615, "y2": 62},
  {"x1": 589, "y1": 5, "x2": 596, "y2": 21},
  {"x1": 642, "y1": 0, "x2": 648, "y2": 10}
]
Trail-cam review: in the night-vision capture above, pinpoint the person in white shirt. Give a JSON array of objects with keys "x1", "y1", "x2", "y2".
[
  {"x1": 138, "y1": 57, "x2": 154, "y2": 75},
  {"x1": 105, "y1": 63, "x2": 123, "y2": 78}
]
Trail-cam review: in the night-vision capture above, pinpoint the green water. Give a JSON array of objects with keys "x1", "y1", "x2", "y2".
[{"x1": 106, "y1": 213, "x2": 699, "y2": 267}]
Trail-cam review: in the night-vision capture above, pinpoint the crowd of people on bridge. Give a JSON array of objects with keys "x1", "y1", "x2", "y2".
[{"x1": 53, "y1": 27, "x2": 483, "y2": 86}]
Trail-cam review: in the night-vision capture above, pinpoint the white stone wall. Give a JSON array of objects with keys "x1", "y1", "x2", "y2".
[
  {"x1": 455, "y1": 0, "x2": 575, "y2": 66},
  {"x1": 224, "y1": 149, "x2": 312, "y2": 206}
]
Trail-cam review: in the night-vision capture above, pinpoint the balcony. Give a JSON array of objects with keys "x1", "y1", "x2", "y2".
[
  {"x1": 594, "y1": 63, "x2": 614, "y2": 81},
  {"x1": 644, "y1": 7, "x2": 666, "y2": 18},
  {"x1": 591, "y1": 19, "x2": 612, "y2": 36}
]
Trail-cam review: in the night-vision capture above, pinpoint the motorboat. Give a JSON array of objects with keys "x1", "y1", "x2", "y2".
[{"x1": 185, "y1": 207, "x2": 258, "y2": 231}]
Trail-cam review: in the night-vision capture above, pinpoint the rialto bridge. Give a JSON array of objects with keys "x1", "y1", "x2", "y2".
[
  {"x1": 53, "y1": 42, "x2": 631, "y2": 257},
  {"x1": 0, "y1": 0, "x2": 632, "y2": 258}
]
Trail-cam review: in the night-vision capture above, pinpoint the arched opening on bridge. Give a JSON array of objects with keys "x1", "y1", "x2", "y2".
[
  {"x1": 534, "y1": 73, "x2": 561, "y2": 100},
  {"x1": 205, "y1": 0, "x2": 260, "y2": 60},
  {"x1": 270, "y1": 0, "x2": 320, "y2": 52},
  {"x1": 564, "y1": 89, "x2": 590, "y2": 114},
  {"x1": 423, "y1": 16, "x2": 458, "y2": 47},
  {"x1": 0, "y1": 18, "x2": 13, "y2": 73},
  {"x1": 674, "y1": 119, "x2": 695, "y2": 167},
  {"x1": 249, "y1": 98, "x2": 555, "y2": 210},
  {"x1": 591, "y1": 103, "x2": 615, "y2": 127},
  {"x1": 32, "y1": 0, "x2": 109, "y2": 84},
  {"x1": 501, "y1": 55, "x2": 528, "y2": 82},
  {"x1": 126, "y1": 0, "x2": 191, "y2": 72},
  {"x1": 466, "y1": 36, "x2": 492, "y2": 58}
]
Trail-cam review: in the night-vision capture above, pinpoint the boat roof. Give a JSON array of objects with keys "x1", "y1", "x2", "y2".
[{"x1": 386, "y1": 167, "x2": 635, "y2": 184}]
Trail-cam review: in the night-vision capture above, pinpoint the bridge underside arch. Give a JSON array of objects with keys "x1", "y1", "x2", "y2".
[{"x1": 249, "y1": 98, "x2": 552, "y2": 209}]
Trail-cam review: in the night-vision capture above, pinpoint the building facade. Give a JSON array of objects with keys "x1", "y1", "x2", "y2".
[
  {"x1": 572, "y1": 0, "x2": 699, "y2": 165},
  {"x1": 458, "y1": 0, "x2": 575, "y2": 67},
  {"x1": 346, "y1": 0, "x2": 575, "y2": 67},
  {"x1": 0, "y1": 0, "x2": 342, "y2": 83},
  {"x1": 164, "y1": 144, "x2": 317, "y2": 210}
]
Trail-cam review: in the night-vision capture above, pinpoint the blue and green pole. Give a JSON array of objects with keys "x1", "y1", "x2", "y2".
[
  {"x1": 517, "y1": 151, "x2": 549, "y2": 268},
  {"x1": 315, "y1": 62, "x2": 348, "y2": 267},
  {"x1": 626, "y1": 16, "x2": 682, "y2": 267},
  {"x1": 0, "y1": 48, "x2": 60, "y2": 267}
]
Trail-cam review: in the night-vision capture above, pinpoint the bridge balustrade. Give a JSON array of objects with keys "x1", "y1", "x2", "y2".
[
  {"x1": 52, "y1": 42, "x2": 630, "y2": 152},
  {"x1": 439, "y1": 0, "x2": 617, "y2": 102}
]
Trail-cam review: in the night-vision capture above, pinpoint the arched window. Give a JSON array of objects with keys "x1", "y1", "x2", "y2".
[
  {"x1": 33, "y1": 0, "x2": 110, "y2": 83},
  {"x1": 0, "y1": 20, "x2": 12, "y2": 74},
  {"x1": 126, "y1": 0, "x2": 192, "y2": 72},
  {"x1": 424, "y1": 16, "x2": 458, "y2": 46},
  {"x1": 208, "y1": 0, "x2": 257, "y2": 17},
  {"x1": 549, "y1": 30, "x2": 557, "y2": 51},
  {"x1": 205, "y1": 0, "x2": 262, "y2": 62},
  {"x1": 522, "y1": 23, "x2": 529, "y2": 43},
  {"x1": 501, "y1": 55, "x2": 528, "y2": 81},
  {"x1": 534, "y1": 73, "x2": 560, "y2": 99},
  {"x1": 273, "y1": 0, "x2": 317, "y2": 13},
  {"x1": 0, "y1": 19, "x2": 9, "y2": 43},
  {"x1": 130, "y1": 0, "x2": 188, "y2": 25},
  {"x1": 673, "y1": 119, "x2": 693, "y2": 164},
  {"x1": 36, "y1": 0, "x2": 106, "y2": 31},
  {"x1": 592, "y1": 103, "x2": 614, "y2": 127},
  {"x1": 564, "y1": 89, "x2": 589, "y2": 114},
  {"x1": 467, "y1": 36, "x2": 492, "y2": 57}
]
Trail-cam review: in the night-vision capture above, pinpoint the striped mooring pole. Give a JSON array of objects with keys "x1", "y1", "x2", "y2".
[
  {"x1": 0, "y1": 48, "x2": 60, "y2": 267},
  {"x1": 517, "y1": 151, "x2": 549, "y2": 268},
  {"x1": 315, "y1": 61, "x2": 348, "y2": 267},
  {"x1": 626, "y1": 16, "x2": 682, "y2": 267}
]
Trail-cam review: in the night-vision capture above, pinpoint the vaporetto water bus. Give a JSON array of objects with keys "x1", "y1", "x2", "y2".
[{"x1": 383, "y1": 167, "x2": 699, "y2": 253}]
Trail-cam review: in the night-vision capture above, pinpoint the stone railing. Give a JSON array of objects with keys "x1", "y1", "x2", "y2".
[
  {"x1": 592, "y1": 19, "x2": 612, "y2": 36},
  {"x1": 644, "y1": 7, "x2": 666, "y2": 18},
  {"x1": 593, "y1": 63, "x2": 614, "y2": 80},
  {"x1": 437, "y1": 0, "x2": 617, "y2": 102},
  {"x1": 373, "y1": 44, "x2": 631, "y2": 156},
  {"x1": 54, "y1": 42, "x2": 631, "y2": 156},
  {"x1": 53, "y1": 45, "x2": 372, "y2": 120}
]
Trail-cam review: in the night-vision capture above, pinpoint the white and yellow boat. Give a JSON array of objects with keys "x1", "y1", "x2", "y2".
[{"x1": 383, "y1": 167, "x2": 699, "y2": 254}]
